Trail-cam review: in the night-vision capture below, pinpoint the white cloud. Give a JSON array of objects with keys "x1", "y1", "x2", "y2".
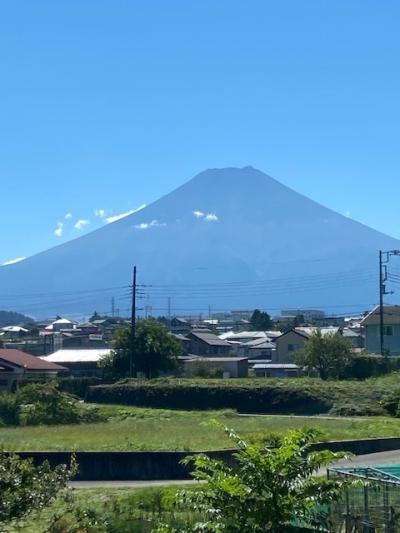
[
  {"x1": 204, "y1": 213, "x2": 219, "y2": 222},
  {"x1": 106, "y1": 204, "x2": 146, "y2": 224},
  {"x1": 193, "y1": 210, "x2": 205, "y2": 218},
  {"x1": 65, "y1": 213, "x2": 73, "y2": 220},
  {"x1": 74, "y1": 219, "x2": 90, "y2": 230},
  {"x1": 54, "y1": 222, "x2": 64, "y2": 237},
  {"x1": 134, "y1": 219, "x2": 166, "y2": 230},
  {"x1": 2, "y1": 256, "x2": 26, "y2": 266},
  {"x1": 94, "y1": 209, "x2": 106, "y2": 218}
]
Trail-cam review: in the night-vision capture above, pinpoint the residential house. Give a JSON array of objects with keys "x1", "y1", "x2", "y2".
[
  {"x1": 273, "y1": 330, "x2": 310, "y2": 364},
  {"x1": 40, "y1": 348, "x2": 111, "y2": 377},
  {"x1": 183, "y1": 357, "x2": 248, "y2": 378},
  {"x1": 0, "y1": 349, "x2": 66, "y2": 392},
  {"x1": 44, "y1": 317, "x2": 76, "y2": 332},
  {"x1": 237, "y1": 337, "x2": 275, "y2": 359},
  {"x1": 187, "y1": 330, "x2": 232, "y2": 356},
  {"x1": 253, "y1": 363, "x2": 299, "y2": 378},
  {"x1": 342, "y1": 328, "x2": 365, "y2": 349},
  {"x1": 169, "y1": 317, "x2": 192, "y2": 335},
  {"x1": 361, "y1": 305, "x2": 400, "y2": 355}
]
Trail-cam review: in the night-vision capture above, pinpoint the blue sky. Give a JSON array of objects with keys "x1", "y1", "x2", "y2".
[{"x1": 1, "y1": 0, "x2": 400, "y2": 265}]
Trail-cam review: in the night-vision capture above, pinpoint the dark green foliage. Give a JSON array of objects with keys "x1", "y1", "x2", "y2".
[
  {"x1": 0, "y1": 383, "x2": 105, "y2": 427},
  {"x1": 0, "y1": 394, "x2": 20, "y2": 426},
  {"x1": 158, "y1": 428, "x2": 350, "y2": 532},
  {"x1": 88, "y1": 375, "x2": 400, "y2": 417},
  {"x1": 0, "y1": 452, "x2": 76, "y2": 525},
  {"x1": 102, "y1": 320, "x2": 182, "y2": 379},
  {"x1": 295, "y1": 332, "x2": 354, "y2": 380},
  {"x1": 250, "y1": 309, "x2": 272, "y2": 330},
  {"x1": 58, "y1": 377, "x2": 105, "y2": 399},
  {"x1": 345, "y1": 355, "x2": 400, "y2": 379},
  {"x1": 88, "y1": 379, "x2": 332, "y2": 414},
  {"x1": 17, "y1": 383, "x2": 104, "y2": 426}
]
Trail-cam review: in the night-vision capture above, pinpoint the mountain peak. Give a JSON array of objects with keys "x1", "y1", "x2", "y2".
[{"x1": 0, "y1": 167, "x2": 397, "y2": 316}]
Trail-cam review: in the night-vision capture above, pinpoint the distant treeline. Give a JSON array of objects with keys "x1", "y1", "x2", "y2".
[{"x1": 0, "y1": 310, "x2": 34, "y2": 327}]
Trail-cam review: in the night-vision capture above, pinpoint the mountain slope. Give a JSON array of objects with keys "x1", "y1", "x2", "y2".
[{"x1": 0, "y1": 167, "x2": 396, "y2": 316}]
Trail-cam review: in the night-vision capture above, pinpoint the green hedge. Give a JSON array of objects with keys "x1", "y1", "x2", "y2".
[
  {"x1": 346, "y1": 355, "x2": 400, "y2": 380},
  {"x1": 87, "y1": 379, "x2": 333, "y2": 414},
  {"x1": 58, "y1": 377, "x2": 105, "y2": 399}
]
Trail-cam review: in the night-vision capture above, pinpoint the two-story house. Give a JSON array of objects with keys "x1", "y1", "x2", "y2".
[{"x1": 361, "y1": 305, "x2": 400, "y2": 355}]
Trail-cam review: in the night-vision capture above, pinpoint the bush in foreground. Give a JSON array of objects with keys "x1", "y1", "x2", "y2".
[
  {"x1": 0, "y1": 451, "x2": 76, "y2": 526},
  {"x1": 157, "y1": 427, "x2": 350, "y2": 532}
]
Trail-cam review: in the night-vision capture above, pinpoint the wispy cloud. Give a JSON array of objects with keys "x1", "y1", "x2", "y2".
[
  {"x1": 64, "y1": 213, "x2": 73, "y2": 220},
  {"x1": 205, "y1": 213, "x2": 219, "y2": 222},
  {"x1": 94, "y1": 209, "x2": 106, "y2": 219},
  {"x1": 54, "y1": 222, "x2": 64, "y2": 237},
  {"x1": 2, "y1": 256, "x2": 26, "y2": 266},
  {"x1": 106, "y1": 204, "x2": 146, "y2": 224},
  {"x1": 193, "y1": 210, "x2": 205, "y2": 219},
  {"x1": 134, "y1": 220, "x2": 166, "y2": 230},
  {"x1": 74, "y1": 219, "x2": 90, "y2": 230}
]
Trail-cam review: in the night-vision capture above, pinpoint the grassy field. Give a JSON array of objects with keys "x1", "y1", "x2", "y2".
[
  {"x1": 8, "y1": 485, "x2": 197, "y2": 532},
  {"x1": 2, "y1": 404, "x2": 400, "y2": 451}
]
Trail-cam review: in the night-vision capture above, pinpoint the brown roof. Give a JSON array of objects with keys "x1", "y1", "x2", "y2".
[
  {"x1": 361, "y1": 305, "x2": 400, "y2": 326},
  {"x1": 0, "y1": 349, "x2": 66, "y2": 372}
]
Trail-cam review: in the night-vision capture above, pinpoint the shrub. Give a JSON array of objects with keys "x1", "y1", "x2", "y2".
[
  {"x1": 0, "y1": 394, "x2": 19, "y2": 426},
  {"x1": 87, "y1": 379, "x2": 332, "y2": 414},
  {"x1": 0, "y1": 452, "x2": 76, "y2": 525},
  {"x1": 17, "y1": 383, "x2": 105, "y2": 426},
  {"x1": 345, "y1": 355, "x2": 400, "y2": 380},
  {"x1": 57, "y1": 377, "x2": 104, "y2": 399}
]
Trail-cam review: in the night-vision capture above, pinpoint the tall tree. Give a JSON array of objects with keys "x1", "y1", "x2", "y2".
[
  {"x1": 102, "y1": 319, "x2": 182, "y2": 379},
  {"x1": 295, "y1": 331, "x2": 354, "y2": 380},
  {"x1": 250, "y1": 309, "x2": 272, "y2": 330},
  {"x1": 158, "y1": 428, "x2": 350, "y2": 532}
]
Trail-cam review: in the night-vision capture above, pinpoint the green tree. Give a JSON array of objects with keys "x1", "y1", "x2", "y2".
[
  {"x1": 295, "y1": 331, "x2": 354, "y2": 380},
  {"x1": 102, "y1": 319, "x2": 182, "y2": 379},
  {"x1": 0, "y1": 452, "x2": 76, "y2": 526},
  {"x1": 250, "y1": 309, "x2": 272, "y2": 330},
  {"x1": 158, "y1": 428, "x2": 349, "y2": 532}
]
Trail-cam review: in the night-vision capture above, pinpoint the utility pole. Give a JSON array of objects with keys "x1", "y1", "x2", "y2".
[
  {"x1": 111, "y1": 297, "x2": 115, "y2": 317},
  {"x1": 379, "y1": 250, "x2": 400, "y2": 355},
  {"x1": 130, "y1": 266, "x2": 137, "y2": 377}
]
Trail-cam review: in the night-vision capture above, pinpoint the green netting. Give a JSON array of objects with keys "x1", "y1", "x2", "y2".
[
  {"x1": 328, "y1": 465, "x2": 400, "y2": 532},
  {"x1": 374, "y1": 464, "x2": 400, "y2": 480}
]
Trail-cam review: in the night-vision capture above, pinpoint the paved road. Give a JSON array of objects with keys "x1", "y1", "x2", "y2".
[
  {"x1": 70, "y1": 449, "x2": 400, "y2": 488},
  {"x1": 318, "y1": 448, "x2": 400, "y2": 477}
]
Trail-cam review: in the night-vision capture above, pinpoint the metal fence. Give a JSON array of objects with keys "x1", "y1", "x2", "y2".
[{"x1": 328, "y1": 465, "x2": 400, "y2": 532}]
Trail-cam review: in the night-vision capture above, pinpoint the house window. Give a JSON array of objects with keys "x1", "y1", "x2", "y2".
[{"x1": 384, "y1": 326, "x2": 394, "y2": 336}]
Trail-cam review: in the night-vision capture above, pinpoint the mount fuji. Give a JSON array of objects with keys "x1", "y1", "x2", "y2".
[{"x1": 0, "y1": 167, "x2": 397, "y2": 317}]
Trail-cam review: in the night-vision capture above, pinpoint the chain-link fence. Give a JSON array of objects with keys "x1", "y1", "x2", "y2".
[{"x1": 328, "y1": 466, "x2": 400, "y2": 532}]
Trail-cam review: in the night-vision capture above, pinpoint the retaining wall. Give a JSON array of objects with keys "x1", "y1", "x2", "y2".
[{"x1": 12, "y1": 437, "x2": 400, "y2": 481}]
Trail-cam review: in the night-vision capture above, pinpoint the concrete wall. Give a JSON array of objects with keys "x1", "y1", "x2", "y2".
[{"x1": 10, "y1": 437, "x2": 400, "y2": 481}]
